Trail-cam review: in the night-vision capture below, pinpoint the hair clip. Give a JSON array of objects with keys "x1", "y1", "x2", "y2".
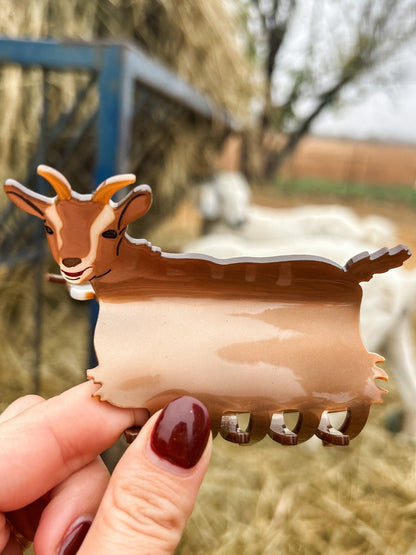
[{"x1": 5, "y1": 165, "x2": 411, "y2": 446}]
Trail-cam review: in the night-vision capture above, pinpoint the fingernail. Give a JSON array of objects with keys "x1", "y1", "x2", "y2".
[
  {"x1": 58, "y1": 518, "x2": 92, "y2": 555},
  {"x1": 150, "y1": 396, "x2": 211, "y2": 469}
]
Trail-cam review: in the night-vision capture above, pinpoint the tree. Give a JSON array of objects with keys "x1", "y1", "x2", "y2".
[{"x1": 240, "y1": 0, "x2": 416, "y2": 179}]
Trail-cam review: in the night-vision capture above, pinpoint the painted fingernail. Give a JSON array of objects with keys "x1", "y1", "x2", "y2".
[
  {"x1": 150, "y1": 396, "x2": 211, "y2": 469},
  {"x1": 58, "y1": 518, "x2": 92, "y2": 555}
]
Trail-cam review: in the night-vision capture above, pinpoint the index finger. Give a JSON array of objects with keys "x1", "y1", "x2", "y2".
[{"x1": 0, "y1": 381, "x2": 148, "y2": 511}]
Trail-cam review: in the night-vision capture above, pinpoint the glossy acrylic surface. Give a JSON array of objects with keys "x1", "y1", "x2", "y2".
[{"x1": 4, "y1": 165, "x2": 412, "y2": 445}]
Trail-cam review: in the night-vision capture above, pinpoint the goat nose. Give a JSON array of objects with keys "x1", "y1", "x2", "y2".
[{"x1": 62, "y1": 257, "x2": 82, "y2": 268}]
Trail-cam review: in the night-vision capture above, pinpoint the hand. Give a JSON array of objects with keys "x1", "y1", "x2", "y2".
[{"x1": 0, "y1": 382, "x2": 212, "y2": 554}]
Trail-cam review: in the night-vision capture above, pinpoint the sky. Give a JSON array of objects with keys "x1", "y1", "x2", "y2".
[{"x1": 312, "y1": 79, "x2": 416, "y2": 145}]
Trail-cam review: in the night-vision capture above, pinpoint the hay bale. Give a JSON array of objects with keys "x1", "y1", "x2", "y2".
[{"x1": 0, "y1": 0, "x2": 255, "y2": 231}]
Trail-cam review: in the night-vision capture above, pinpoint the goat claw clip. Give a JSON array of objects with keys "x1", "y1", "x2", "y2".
[{"x1": 5, "y1": 165, "x2": 411, "y2": 446}]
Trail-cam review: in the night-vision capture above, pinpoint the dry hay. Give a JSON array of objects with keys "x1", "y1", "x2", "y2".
[
  {"x1": 178, "y1": 375, "x2": 416, "y2": 555},
  {"x1": 0, "y1": 0, "x2": 255, "y2": 228},
  {"x1": 0, "y1": 262, "x2": 89, "y2": 411}
]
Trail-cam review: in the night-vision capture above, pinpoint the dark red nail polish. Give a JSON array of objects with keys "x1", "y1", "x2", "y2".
[
  {"x1": 151, "y1": 396, "x2": 211, "y2": 469},
  {"x1": 59, "y1": 519, "x2": 91, "y2": 555}
]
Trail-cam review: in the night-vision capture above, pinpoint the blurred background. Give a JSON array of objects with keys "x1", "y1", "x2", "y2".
[{"x1": 1, "y1": 1, "x2": 416, "y2": 553}]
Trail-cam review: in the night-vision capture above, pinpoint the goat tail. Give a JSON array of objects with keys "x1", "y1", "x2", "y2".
[{"x1": 344, "y1": 244, "x2": 411, "y2": 282}]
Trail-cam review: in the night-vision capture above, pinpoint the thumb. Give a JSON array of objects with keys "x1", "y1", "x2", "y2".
[{"x1": 78, "y1": 396, "x2": 212, "y2": 555}]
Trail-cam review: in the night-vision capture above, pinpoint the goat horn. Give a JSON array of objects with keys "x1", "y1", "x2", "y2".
[
  {"x1": 37, "y1": 165, "x2": 72, "y2": 200},
  {"x1": 93, "y1": 174, "x2": 136, "y2": 204}
]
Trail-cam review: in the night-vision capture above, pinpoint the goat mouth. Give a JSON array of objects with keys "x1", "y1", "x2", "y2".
[{"x1": 61, "y1": 266, "x2": 92, "y2": 281}]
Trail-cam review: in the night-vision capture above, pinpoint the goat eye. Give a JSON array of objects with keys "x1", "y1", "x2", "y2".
[
  {"x1": 102, "y1": 229, "x2": 118, "y2": 239},
  {"x1": 44, "y1": 225, "x2": 54, "y2": 235}
]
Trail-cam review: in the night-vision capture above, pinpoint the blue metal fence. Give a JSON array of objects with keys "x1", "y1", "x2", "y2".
[
  {"x1": 0, "y1": 37, "x2": 238, "y2": 390},
  {"x1": 0, "y1": 37, "x2": 237, "y2": 190}
]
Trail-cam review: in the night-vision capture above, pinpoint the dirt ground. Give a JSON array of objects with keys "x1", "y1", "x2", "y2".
[{"x1": 280, "y1": 136, "x2": 416, "y2": 187}]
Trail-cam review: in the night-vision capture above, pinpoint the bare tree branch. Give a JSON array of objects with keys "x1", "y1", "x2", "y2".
[{"x1": 241, "y1": 0, "x2": 416, "y2": 179}]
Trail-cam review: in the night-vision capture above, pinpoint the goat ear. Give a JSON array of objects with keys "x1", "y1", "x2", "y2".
[
  {"x1": 115, "y1": 185, "x2": 152, "y2": 228},
  {"x1": 4, "y1": 179, "x2": 52, "y2": 219}
]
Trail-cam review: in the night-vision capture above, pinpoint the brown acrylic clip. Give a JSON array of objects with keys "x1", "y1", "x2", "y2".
[{"x1": 5, "y1": 165, "x2": 411, "y2": 446}]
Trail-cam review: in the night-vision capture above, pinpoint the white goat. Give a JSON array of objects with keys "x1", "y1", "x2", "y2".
[
  {"x1": 186, "y1": 173, "x2": 416, "y2": 440},
  {"x1": 198, "y1": 171, "x2": 396, "y2": 246}
]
